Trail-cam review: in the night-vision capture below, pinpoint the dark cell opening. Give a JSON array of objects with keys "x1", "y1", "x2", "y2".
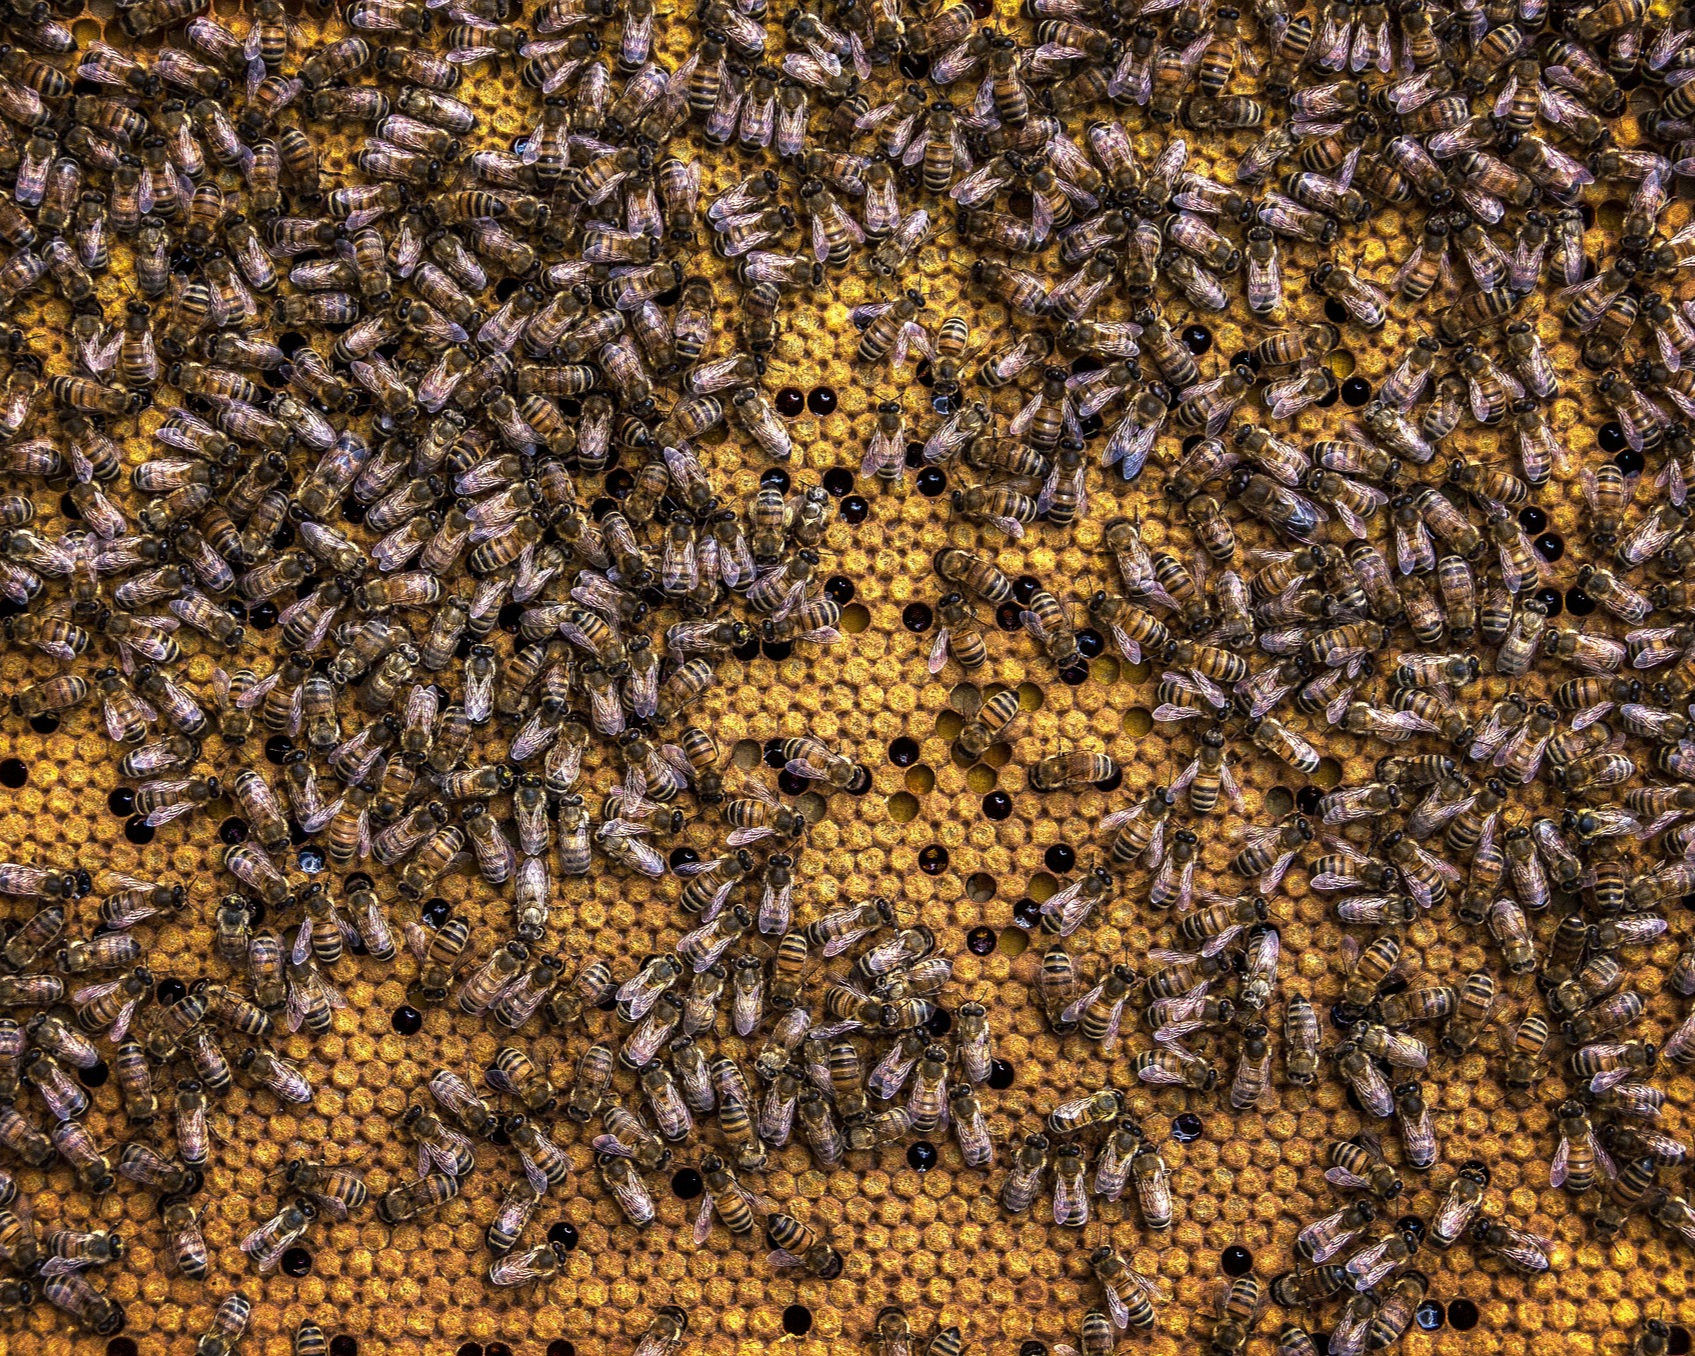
[
  {"x1": 457, "y1": 1345, "x2": 484, "y2": 1356},
  {"x1": 1615, "y1": 448, "x2": 1645, "y2": 475},
  {"x1": 124, "y1": 816, "x2": 155, "y2": 846},
  {"x1": 918, "y1": 845, "x2": 949, "y2": 874},
  {"x1": 983, "y1": 792, "x2": 1013, "y2": 820},
  {"x1": 782, "y1": 1306, "x2": 813, "y2": 1337},
  {"x1": 907, "y1": 1141, "x2": 938, "y2": 1172},
  {"x1": 546, "y1": 1344, "x2": 577, "y2": 1356},
  {"x1": 391, "y1": 1006, "x2": 422, "y2": 1036},
  {"x1": 732, "y1": 636, "x2": 762, "y2": 662},
  {"x1": 1598, "y1": 422, "x2": 1628, "y2": 453},
  {"x1": 1415, "y1": 1301, "x2": 1445, "y2": 1331},
  {"x1": 107, "y1": 1341, "x2": 139, "y2": 1356},
  {"x1": 840, "y1": 496, "x2": 869, "y2": 525},
  {"x1": 422, "y1": 898, "x2": 451, "y2": 928},
  {"x1": 1076, "y1": 628, "x2": 1105, "y2": 659},
  {"x1": 280, "y1": 1247, "x2": 312, "y2": 1277},
  {"x1": 777, "y1": 770, "x2": 810, "y2": 796},
  {"x1": 824, "y1": 576, "x2": 855, "y2": 605},
  {"x1": 889, "y1": 738, "x2": 920, "y2": 766},
  {"x1": 966, "y1": 927, "x2": 997, "y2": 955},
  {"x1": 156, "y1": 978, "x2": 189, "y2": 1006},
  {"x1": 108, "y1": 788, "x2": 136, "y2": 817},
  {"x1": 1172, "y1": 1113, "x2": 1203, "y2": 1142},
  {"x1": 79, "y1": 1059, "x2": 109, "y2": 1089},
  {"x1": 822, "y1": 467, "x2": 854, "y2": 496},
  {"x1": 916, "y1": 467, "x2": 947, "y2": 497},
  {"x1": 27, "y1": 713, "x2": 59, "y2": 734},
  {"x1": 0, "y1": 759, "x2": 25, "y2": 788},
  {"x1": 1446, "y1": 1299, "x2": 1479, "y2": 1331},
  {"x1": 925, "y1": 1008, "x2": 952, "y2": 1037},
  {"x1": 1669, "y1": 1327, "x2": 1691, "y2": 1356},
  {"x1": 995, "y1": 603, "x2": 1023, "y2": 631},
  {"x1": 264, "y1": 736, "x2": 293, "y2": 765},
  {"x1": 249, "y1": 601, "x2": 278, "y2": 630},
  {"x1": 1341, "y1": 377, "x2": 1371, "y2": 406},
  {"x1": 1060, "y1": 665, "x2": 1089, "y2": 686},
  {"x1": 987, "y1": 1059, "x2": 1015, "y2": 1089},
  {"x1": 903, "y1": 603, "x2": 934, "y2": 633},
  {"x1": 759, "y1": 467, "x2": 791, "y2": 493},
  {"x1": 1295, "y1": 786, "x2": 1324, "y2": 814},
  {"x1": 548, "y1": 1221, "x2": 580, "y2": 1250},
  {"x1": 1013, "y1": 575, "x2": 1041, "y2": 605},
  {"x1": 1517, "y1": 505, "x2": 1547, "y2": 534},
  {"x1": 1534, "y1": 533, "x2": 1564, "y2": 562},
  {"x1": 761, "y1": 640, "x2": 793, "y2": 662},
  {"x1": 1324, "y1": 299, "x2": 1350, "y2": 325},
  {"x1": 806, "y1": 388, "x2": 837, "y2": 417},
  {"x1": 1182, "y1": 325, "x2": 1213, "y2": 355},
  {"x1": 1094, "y1": 768, "x2": 1124, "y2": 793},
  {"x1": 670, "y1": 1168, "x2": 703, "y2": 1199},
  {"x1": 669, "y1": 847, "x2": 700, "y2": 869},
  {"x1": 1221, "y1": 1245, "x2": 1253, "y2": 1276},
  {"x1": 1565, "y1": 588, "x2": 1596, "y2": 617},
  {"x1": 1534, "y1": 587, "x2": 1563, "y2": 618},
  {"x1": 1044, "y1": 844, "x2": 1075, "y2": 873},
  {"x1": 331, "y1": 1339, "x2": 360, "y2": 1356}
]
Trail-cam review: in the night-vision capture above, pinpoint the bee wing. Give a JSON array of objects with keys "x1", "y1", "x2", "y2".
[
  {"x1": 927, "y1": 627, "x2": 952, "y2": 674},
  {"x1": 590, "y1": 1134, "x2": 635, "y2": 1160},
  {"x1": 36, "y1": 1256, "x2": 93, "y2": 1278},
  {"x1": 692, "y1": 1192, "x2": 714, "y2": 1244},
  {"x1": 293, "y1": 915, "x2": 316, "y2": 965},
  {"x1": 1324, "y1": 1165, "x2": 1374, "y2": 1192},
  {"x1": 301, "y1": 798, "x2": 344, "y2": 834},
  {"x1": 236, "y1": 670, "x2": 281, "y2": 709},
  {"x1": 1218, "y1": 757, "x2": 1245, "y2": 813},
  {"x1": 71, "y1": 979, "x2": 121, "y2": 1005},
  {"x1": 1592, "y1": 1133, "x2": 1617, "y2": 1181},
  {"x1": 1104, "y1": 1285, "x2": 1132, "y2": 1331},
  {"x1": 1549, "y1": 1134, "x2": 1569, "y2": 1187},
  {"x1": 519, "y1": 1149, "x2": 551, "y2": 1197},
  {"x1": 1059, "y1": 980, "x2": 1106, "y2": 1025},
  {"x1": 109, "y1": 997, "x2": 140, "y2": 1045}
]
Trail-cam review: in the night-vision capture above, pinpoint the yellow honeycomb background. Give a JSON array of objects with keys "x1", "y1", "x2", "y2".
[{"x1": 0, "y1": 0, "x2": 1690, "y2": 1352}]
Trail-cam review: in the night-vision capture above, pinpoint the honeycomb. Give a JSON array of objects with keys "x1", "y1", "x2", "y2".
[{"x1": 0, "y1": 0, "x2": 1693, "y2": 1352}]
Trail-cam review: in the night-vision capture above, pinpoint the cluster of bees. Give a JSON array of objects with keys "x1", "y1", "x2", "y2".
[{"x1": 0, "y1": 0, "x2": 1687, "y2": 1337}]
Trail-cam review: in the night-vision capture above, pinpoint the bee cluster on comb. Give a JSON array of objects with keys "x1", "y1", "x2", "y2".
[{"x1": 0, "y1": 0, "x2": 1692, "y2": 1350}]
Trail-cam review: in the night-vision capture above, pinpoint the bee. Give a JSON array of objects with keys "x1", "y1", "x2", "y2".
[
  {"x1": 375, "y1": 1173, "x2": 460, "y2": 1225},
  {"x1": 1030, "y1": 751, "x2": 1118, "y2": 792},
  {"x1": 1001, "y1": 1133, "x2": 1050, "y2": 1214},
  {"x1": 765, "y1": 1213, "x2": 842, "y2": 1277},
  {"x1": 1328, "y1": 1134, "x2": 1403, "y2": 1200}
]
